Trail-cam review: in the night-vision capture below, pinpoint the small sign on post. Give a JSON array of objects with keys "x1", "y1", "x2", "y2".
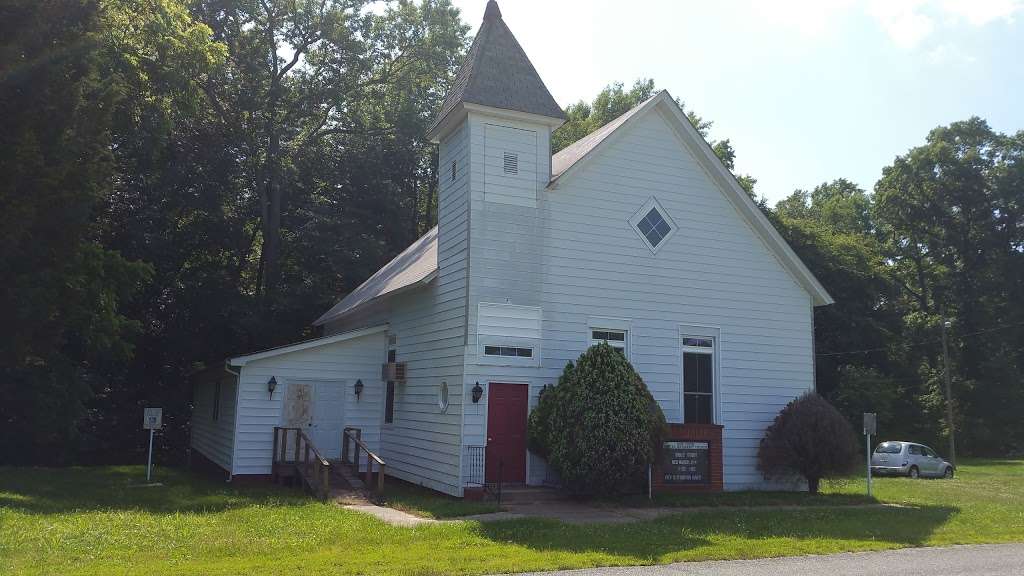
[
  {"x1": 143, "y1": 408, "x2": 162, "y2": 482},
  {"x1": 863, "y1": 412, "x2": 877, "y2": 497}
]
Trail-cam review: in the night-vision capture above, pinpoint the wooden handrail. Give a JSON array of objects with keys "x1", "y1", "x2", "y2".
[
  {"x1": 342, "y1": 427, "x2": 386, "y2": 493},
  {"x1": 272, "y1": 427, "x2": 331, "y2": 499}
]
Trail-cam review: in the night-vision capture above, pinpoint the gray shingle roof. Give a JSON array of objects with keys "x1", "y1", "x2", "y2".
[
  {"x1": 550, "y1": 92, "x2": 662, "y2": 184},
  {"x1": 429, "y1": 1, "x2": 565, "y2": 134},
  {"x1": 312, "y1": 227, "x2": 438, "y2": 326}
]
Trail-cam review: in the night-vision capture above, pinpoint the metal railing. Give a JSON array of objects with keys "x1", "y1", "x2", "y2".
[{"x1": 464, "y1": 445, "x2": 485, "y2": 486}]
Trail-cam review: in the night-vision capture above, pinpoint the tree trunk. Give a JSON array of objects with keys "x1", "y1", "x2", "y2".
[
  {"x1": 807, "y1": 476, "x2": 820, "y2": 494},
  {"x1": 260, "y1": 9, "x2": 282, "y2": 305}
]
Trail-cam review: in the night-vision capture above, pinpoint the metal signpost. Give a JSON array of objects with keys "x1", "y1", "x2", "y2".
[
  {"x1": 863, "y1": 412, "x2": 877, "y2": 497},
  {"x1": 143, "y1": 408, "x2": 163, "y2": 482}
]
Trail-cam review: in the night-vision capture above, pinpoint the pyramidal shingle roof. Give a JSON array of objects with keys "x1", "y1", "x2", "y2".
[{"x1": 429, "y1": 1, "x2": 565, "y2": 135}]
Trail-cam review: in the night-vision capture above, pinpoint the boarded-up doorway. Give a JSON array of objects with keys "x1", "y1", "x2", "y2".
[{"x1": 281, "y1": 380, "x2": 345, "y2": 459}]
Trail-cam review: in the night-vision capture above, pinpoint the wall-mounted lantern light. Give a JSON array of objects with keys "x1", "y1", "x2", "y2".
[
  {"x1": 354, "y1": 379, "x2": 364, "y2": 400},
  {"x1": 267, "y1": 376, "x2": 277, "y2": 399},
  {"x1": 471, "y1": 381, "x2": 483, "y2": 403}
]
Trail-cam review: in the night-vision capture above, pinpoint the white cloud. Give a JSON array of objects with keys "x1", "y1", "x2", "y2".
[
  {"x1": 940, "y1": 0, "x2": 1022, "y2": 26},
  {"x1": 865, "y1": 0, "x2": 1022, "y2": 48},
  {"x1": 926, "y1": 43, "x2": 978, "y2": 64},
  {"x1": 747, "y1": 0, "x2": 858, "y2": 39},
  {"x1": 746, "y1": 0, "x2": 1022, "y2": 49},
  {"x1": 866, "y1": 0, "x2": 935, "y2": 49}
]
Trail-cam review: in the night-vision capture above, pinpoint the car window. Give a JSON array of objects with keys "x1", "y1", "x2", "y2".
[
  {"x1": 924, "y1": 447, "x2": 937, "y2": 458},
  {"x1": 908, "y1": 445, "x2": 921, "y2": 455},
  {"x1": 874, "y1": 442, "x2": 902, "y2": 454}
]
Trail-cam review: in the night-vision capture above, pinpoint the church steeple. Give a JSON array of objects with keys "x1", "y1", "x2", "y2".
[{"x1": 428, "y1": 1, "x2": 565, "y2": 140}]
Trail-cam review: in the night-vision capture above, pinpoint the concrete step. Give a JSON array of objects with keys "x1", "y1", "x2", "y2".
[{"x1": 493, "y1": 486, "x2": 564, "y2": 504}]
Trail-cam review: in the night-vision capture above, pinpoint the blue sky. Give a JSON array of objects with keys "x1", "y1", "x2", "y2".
[{"x1": 450, "y1": 0, "x2": 1024, "y2": 203}]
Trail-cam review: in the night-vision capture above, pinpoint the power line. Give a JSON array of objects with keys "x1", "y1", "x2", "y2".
[{"x1": 815, "y1": 319, "x2": 1024, "y2": 358}]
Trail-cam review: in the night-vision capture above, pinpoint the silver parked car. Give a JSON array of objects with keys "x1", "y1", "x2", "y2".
[{"x1": 871, "y1": 441, "x2": 955, "y2": 479}]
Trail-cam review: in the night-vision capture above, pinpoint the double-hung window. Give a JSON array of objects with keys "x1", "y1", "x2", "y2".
[
  {"x1": 682, "y1": 336, "x2": 715, "y2": 424},
  {"x1": 591, "y1": 329, "x2": 628, "y2": 357}
]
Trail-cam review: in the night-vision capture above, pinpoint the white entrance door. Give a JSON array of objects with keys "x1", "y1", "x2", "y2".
[
  {"x1": 281, "y1": 380, "x2": 345, "y2": 460},
  {"x1": 312, "y1": 382, "x2": 345, "y2": 459}
]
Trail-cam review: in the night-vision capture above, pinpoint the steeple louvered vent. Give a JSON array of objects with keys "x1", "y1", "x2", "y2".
[{"x1": 503, "y1": 152, "x2": 519, "y2": 175}]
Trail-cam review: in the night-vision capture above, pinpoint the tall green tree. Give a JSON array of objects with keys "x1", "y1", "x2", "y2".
[
  {"x1": 189, "y1": 0, "x2": 465, "y2": 306},
  {"x1": 96, "y1": 0, "x2": 467, "y2": 461},
  {"x1": 0, "y1": 0, "x2": 179, "y2": 462},
  {"x1": 874, "y1": 118, "x2": 1024, "y2": 453},
  {"x1": 553, "y1": 79, "x2": 757, "y2": 196}
]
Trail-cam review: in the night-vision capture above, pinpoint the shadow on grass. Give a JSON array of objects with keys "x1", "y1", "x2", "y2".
[
  {"x1": 378, "y1": 477, "x2": 501, "y2": 519},
  {"x1": 476, "y1": 504, "x2": 957, "y2": 560},
  {"x1": 0, "y1": 465, "x2": 307, "y2": 515},
  {"x1": 611, "y1": 490, "x2": 877, "y2": 509}
]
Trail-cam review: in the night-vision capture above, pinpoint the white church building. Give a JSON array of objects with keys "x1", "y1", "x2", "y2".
[{"x1": 190, "y1": 0, "x2": 833, "y2": 497}]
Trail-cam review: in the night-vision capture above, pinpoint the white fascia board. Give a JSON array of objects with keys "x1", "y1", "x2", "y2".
[
  {"x1": 654, "y1": 93, "x2": 834, "y2": 306},
  {"x1": 428, "y1": 103, "x2": 565, "y2": 144},
  {"x1": 228, "y1": 324, "x2": 389, "y2": 366}
]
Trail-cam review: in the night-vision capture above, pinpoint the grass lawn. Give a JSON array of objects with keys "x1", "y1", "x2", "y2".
[
  {"x1": 2, "y1": 460, "x2": 1022, "y2": 575},
  {"x1": 377, "y1": 477, "x2": 501, "y2": 519}
]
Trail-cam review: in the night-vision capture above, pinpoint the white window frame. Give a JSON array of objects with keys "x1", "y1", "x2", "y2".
[
  {"x1": 477, "y1": 337, "x2": 540, "y2": 367},
  {"x1": 679, "y1": 325, "x2": 721, "y2": 425},
  {"x1": 587, "y1": 317, "x2": 632, "y2": 363},
  {"x1": 438, "y1": 381, "x2": 449, "y2": 412},
  {"x1": 590, "y1": 328, "x2": 629, "y2": 358},
  {"x1": 628, "y1": 197, "x2": 677, "y2": 254}
]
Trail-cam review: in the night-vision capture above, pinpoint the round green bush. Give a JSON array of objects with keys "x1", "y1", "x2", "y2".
[{"x1": 528, "y1": 343, "x2": 667, "y2": 496}]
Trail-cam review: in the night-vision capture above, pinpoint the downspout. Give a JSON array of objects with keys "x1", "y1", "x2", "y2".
[{"x1": 223, "y1": 362, "x2": 241, "y2": 482}]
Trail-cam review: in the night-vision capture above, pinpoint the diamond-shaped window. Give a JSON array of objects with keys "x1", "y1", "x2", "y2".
[{"x1": 629, "y1": 198, "x2": 676, "y2": 253}]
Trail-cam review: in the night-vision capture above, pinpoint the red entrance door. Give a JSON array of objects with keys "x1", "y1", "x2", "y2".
[{"x1": 485, "y1": 383, "x2": 528, "y2": 484}]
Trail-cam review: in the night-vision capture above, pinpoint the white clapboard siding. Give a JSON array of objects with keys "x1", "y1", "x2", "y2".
[
  {"x1": 460, "y1": 105, "x2": 814, "y2": 490},
  {"x1": 231, "y1": 331, "x2": 387, "y2": 476},
  {"x1": 372, "y1": 122, "x2": 470, "y2": 496},
  {"x1": 484, "y1": 123, "x2": 538, "y2": 207},
  {"x1": 543, "y1": 107, "x2": 814, "y2": 490},
  {"x1": 323, "y1": 122, "x2": 471, "y2": 496},
  {"x1": 191, "y1": 374, "x2": 237, "y2": 472}
]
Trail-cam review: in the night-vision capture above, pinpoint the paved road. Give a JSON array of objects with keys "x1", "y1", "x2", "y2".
[{"x1": 512, "y1": 544, "x2": 1024, "y2": 576}]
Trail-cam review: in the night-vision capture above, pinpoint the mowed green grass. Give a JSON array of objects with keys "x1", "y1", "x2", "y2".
[{"x1": 1, "y1": 460, "x2": 1022, "y2": 576}]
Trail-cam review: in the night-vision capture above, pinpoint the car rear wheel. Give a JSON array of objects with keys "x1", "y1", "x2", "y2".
[
  {"x1": 944, "y1": 466, "x2": 954, "y2": 479},
  {"x1": 909, "y1": 466, "x2": 920, "y2": 479}
]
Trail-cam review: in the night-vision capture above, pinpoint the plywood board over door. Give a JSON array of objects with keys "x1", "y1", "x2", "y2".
[{"x1": 281, "y1": 380, "x2": 345, "y2": 460}]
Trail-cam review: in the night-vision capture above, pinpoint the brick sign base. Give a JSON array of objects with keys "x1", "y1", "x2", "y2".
[{"x1": 653, "y1": 423, "x2": 724, "y2": 493}]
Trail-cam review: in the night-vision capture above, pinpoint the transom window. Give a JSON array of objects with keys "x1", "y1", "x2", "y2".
[
  {"x1": 484, "y1": 345, "x2": 533, "y2": 358},
  {"x1": 682, "y1": 336, "x2": 715, "y2": 424},
  {"x1": 591, "y1": 329, "x2": 628, "y2": 357},
  {"x1": 629, "y1": 198, "x2": 676, "y2": 253}
]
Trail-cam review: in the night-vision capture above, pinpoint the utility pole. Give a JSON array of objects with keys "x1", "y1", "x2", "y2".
[{"x1": 941, "y1": 319, "x2": 956, "y2": 467}]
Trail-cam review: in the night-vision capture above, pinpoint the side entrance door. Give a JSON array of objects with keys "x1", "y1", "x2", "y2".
[
  {"x1": 312, "y1": 382, "x2": 345, "y2": 459},
  {"x1": 485, "y1": 383, "x2": 529, "y2": 485},
  {"x1": 281, "y1": 380, "x2": 345, "y2": 460}
]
